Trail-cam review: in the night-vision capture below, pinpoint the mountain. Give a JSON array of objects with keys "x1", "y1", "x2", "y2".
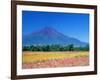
[{"x1": 23, "y1": 27, "x2": 88, "y2": 46}]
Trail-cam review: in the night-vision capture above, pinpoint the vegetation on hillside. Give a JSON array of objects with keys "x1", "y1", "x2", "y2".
[{"x1": 23, "y1": 44, "x2": 89, "y2": 51}]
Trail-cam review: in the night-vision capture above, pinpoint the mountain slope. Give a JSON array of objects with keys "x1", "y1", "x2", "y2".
[{"x1": 23, "y1": 27, "x2": 87, "y2": 46}]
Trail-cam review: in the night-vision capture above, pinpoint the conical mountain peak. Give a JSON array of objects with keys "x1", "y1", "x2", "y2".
[
  {"x1": 39, "y1": 27, "x2": 58, "y2": 34},
  {"x1": 23, "y1": 27, "x2": 87, "y2": 46},
  {"x1": 41, "y1": 27, "x2": 56, "y2": 31}
]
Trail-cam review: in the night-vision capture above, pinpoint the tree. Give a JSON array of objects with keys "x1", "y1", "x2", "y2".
[
  {"x1": 84, "y1": 44, "x2": 89, "y2": 51},
  {"x1": 68, "y1": 44, "x2": 74, "y2": 51},
  {"x1": 23, "y1": 45, "x2": 31, "y2": 51}
]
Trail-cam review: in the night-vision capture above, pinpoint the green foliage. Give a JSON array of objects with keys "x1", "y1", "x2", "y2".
[{"x1": 23, "y1": 44, "x2": 89, "y2": 51}]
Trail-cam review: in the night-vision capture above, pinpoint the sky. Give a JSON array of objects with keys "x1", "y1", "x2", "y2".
[{"x1": 22, "y1": 11, "x2": 89, "y2": 43}]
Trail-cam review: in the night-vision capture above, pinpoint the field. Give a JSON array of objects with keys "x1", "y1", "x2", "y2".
[{"x1": 22, "y1": 51, "x2": 89, "y2": 69}]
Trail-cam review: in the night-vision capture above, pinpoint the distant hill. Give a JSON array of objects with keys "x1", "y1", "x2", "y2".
[{"x1": 23, "y1": 27, "x2": 88, "y2": 46}]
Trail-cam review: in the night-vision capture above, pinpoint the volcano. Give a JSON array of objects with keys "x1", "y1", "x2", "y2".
[{"x1": 23, "y1": 27, "x2": 87, "y2": 46}]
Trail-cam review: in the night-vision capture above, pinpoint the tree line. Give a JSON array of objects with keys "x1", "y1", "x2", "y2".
[{"x1": 23, "y1": 44, "x2": 89, "y2": 51}]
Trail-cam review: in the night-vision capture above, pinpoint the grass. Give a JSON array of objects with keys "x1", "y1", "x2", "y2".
[{"x1": 23, "y1": 51, "x2": 89, "y2": 63}]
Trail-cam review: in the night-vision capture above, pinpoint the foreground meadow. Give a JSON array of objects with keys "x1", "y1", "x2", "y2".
[{"x1": 22, "y1": 51, "x2": 89, "y2": 69}]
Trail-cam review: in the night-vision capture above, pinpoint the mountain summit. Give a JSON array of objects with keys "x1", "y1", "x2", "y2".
[
  {"x1": 40, "y1": 27, "x2": 56, "y2": 33},
  {"x1": 23, "y1": 27, "x2": 87, "y2": 46}
]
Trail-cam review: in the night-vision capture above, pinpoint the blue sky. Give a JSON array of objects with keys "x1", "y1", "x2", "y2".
[{"x1": 22, "y1": 11, "x2": 89, "y2": 43}]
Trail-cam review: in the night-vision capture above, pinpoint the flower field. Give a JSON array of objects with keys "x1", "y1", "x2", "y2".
[{"x1": 22, "y1": 51, "x2": 89, "y2": 69}]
